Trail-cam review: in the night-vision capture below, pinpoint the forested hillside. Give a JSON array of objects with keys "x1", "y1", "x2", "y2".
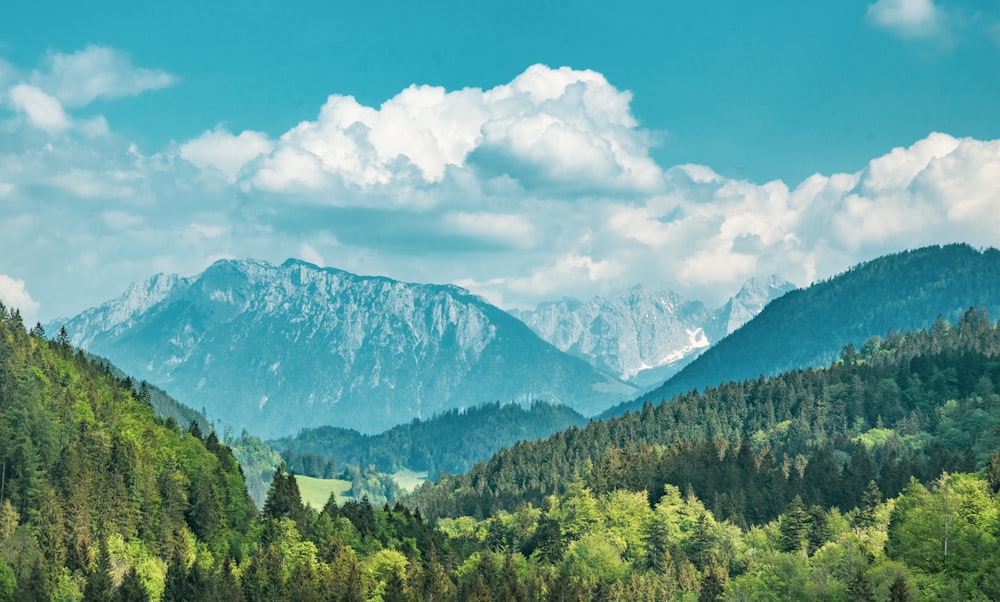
[
  {"x1": 0, "y1": 303, "x2": 255, "y2": 600},
  {"x1": 408, "y1": 307, "x2": 1000, "y2": 524},
  {"x1": 269, "y1": 401, "x2": 588, "y2": 479},
  {"x1": 606, "y1": 244, "x2": 1000, "y2": 418},
  {"x1": 6, "y1": 299, "x2": 1000, "y2": 600}
]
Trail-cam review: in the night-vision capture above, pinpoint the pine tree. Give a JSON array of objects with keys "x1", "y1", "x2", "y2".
[
  {"x1": 260, "y1": 464, "x2": 309, "y2": 534},
  {"x1": 779, "y1": 496, "x2": 812, "y2": 554},
  {"x1": 83, "y1": 539, "x2": 113, "y2": 602},
  {"x1": 383, "y1": 570, "x2": 407, "y2": 602},
  {"x1": 698, "y1": 559, "x2": 727, "y2": 602},
  {"x1": 807, "y1": 505, "x2": 830, "y2": 554},
  {"x1": 986, "y1": 452, "x2": 1000, "y2": 494},
  {"x1": 857, "y1": 480, "x2": 882, "y2": 528},
  {"x1": 162, "y1": 555, "x2": 190, "y2": 602},
  {"x1": 16, "y1": 557, "x2": 49, "y2": 602},
  {"x1": 421, "y1": 547, "x2": 455, "y2": 602},
  {"x1": 208, "y1": 557, "x2": 242, "y2": 602},
  {"x1": 889, "y1": 575, "x2": 914, "y2": 602},
  {"x1": 688, "y1": 513, "x2": 714, "y2": 570},
  {"x1": 536, "y1": 515, "x2": 564, "y2": 563},
  {"x1": 56, "y1": 326, "x2": 70, "y2": 349},
  {"x1": 114, "y1": 567, "x2": 149, "y2": 602},
  {"x1": 643, "y1": 516, "x2": 671, "y2": 573},
  {"x1": 846, "y1": 569, "x2": 874, "y2": 602}
]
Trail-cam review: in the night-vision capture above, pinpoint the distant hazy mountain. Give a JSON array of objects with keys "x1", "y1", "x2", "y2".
[
  {"x1": 703, "y1": 275, "x2": 798, "y2": 342},
  {"x1": 54, "y1": 259, "x2": 636, "y2": 437},
  {"x1": 513, "y1": 277, "x2": 794, "y2": 387},
  {"x1": 603, "y1": 244, "x2": 1000, "y2": 418}
]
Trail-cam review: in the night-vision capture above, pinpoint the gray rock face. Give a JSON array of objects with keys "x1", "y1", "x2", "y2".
[
  {"x1": 704, "y1": 276, "x2": 799, "y2": 342},
  {"x1": 54, "y1": 259, "x2": 636, "y2": 437},
  {"x1": 513, "y1": 278, "x2": 795, "y2": 386}
]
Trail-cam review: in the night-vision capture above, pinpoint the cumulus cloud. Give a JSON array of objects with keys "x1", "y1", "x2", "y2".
[
  {"x1": 867, "y1": 0, "x2": 948, "y2": 39},
  {"x1": 595, "y1": 132, "x2": 1000, "y2": 304},
  {"x1": 32, "y1": 45, "x2": 178, "y2": 107},
  {"x1": 239, "y1": 64, "x2": 662, "y2": 201},
  {"x1": 0, "y1": 274, "x2": 40, "y2": 321},
  {"x1": 5, "y1": 54, "x2": 1000, "y2": 321},
  {"x1": 443, "y1": 212, "x2": 539, "y2": 249}
]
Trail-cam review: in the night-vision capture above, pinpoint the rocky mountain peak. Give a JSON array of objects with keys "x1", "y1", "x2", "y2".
[{"x1": 53, "y1": 259, "x2": 635, "y2": 437}]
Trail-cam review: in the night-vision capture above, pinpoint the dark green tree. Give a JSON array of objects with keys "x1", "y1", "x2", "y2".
[
  {"x1": 889, "y1": 575, "x2": 914, "y2": 602},
  {"x1": 698, "y1": 560, "x2": 727, "y2": 602},
  {"x1": 114, "y1": 567, "x2": 149, "y2": 602},
  {"x1": 779, "y1": 496, "x2": 812, "y2": 554},
  {"x1": 83, "y1": 540, "x2": 113, "y2": 602}
]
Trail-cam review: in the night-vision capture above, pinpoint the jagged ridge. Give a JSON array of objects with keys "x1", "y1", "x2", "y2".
[{"x1": 54, "y1": 259, "x2": 637, "y2": 437}]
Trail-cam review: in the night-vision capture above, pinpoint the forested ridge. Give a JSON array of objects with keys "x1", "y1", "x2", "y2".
[
  {"x1": 407, "y1": 307, "x2": 1000, "y2": 523},
  {"x1": 269, "y1": 401, "x2": 588, "y2": 479},
  {"x1": 6, "y1": 299, "x2": 1000, "y2": 599}
]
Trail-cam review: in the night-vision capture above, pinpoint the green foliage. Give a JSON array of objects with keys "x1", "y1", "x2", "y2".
[
  {"x1": 7, "y1": 290, "x2": 1000, "y2": 601},
  {"x1": 407, "y1": 307, "x2": 1000, "y2": 523},
  {"x1": 0, "y1": 559, "x2": 13, "y2": 602},
  {"x1": 0, "y1": 308, "x2": 251, "y2": 601}
]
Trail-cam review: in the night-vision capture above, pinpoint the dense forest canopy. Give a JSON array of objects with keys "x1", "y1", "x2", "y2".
[
  {"x1": 4, "y1": 300, "x2": 1000, "y2": 599},
  {"x1": 407, "y1": 307, "x2": 1000, "y2": 523},
  {"x1": 0, "y1": 303, "x2": 255, "y2": 600}
]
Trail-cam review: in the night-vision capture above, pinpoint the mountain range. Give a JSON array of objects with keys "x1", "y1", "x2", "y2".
[
  {"x1": 512, "y1": 276, "x2": 794, "y2": 387},
  {"x1": 604, "y1": 243, "x2": 1000, "y2": 418},
  {"x1": 52, "y1": 258, "x2": 636, "y2": 437}
]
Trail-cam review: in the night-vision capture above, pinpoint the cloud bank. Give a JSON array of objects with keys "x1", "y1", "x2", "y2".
[{"x1": 2, "y1": 47, "x2": 1000, "y2": 321}]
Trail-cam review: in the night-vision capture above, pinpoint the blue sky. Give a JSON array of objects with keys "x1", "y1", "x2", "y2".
[{"x1": 1, "y1": 0, "x2": 1000, "y2": 322}]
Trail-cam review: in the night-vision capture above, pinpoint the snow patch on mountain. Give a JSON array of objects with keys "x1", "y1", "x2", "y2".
[{"x1": 513, "y1": 277, "x2": 794, "y2": 385}]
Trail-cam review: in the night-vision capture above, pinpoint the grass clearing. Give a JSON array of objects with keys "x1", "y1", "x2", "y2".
[{"x1": 296, "y1": 475, "x2": 352, "y2": 509}]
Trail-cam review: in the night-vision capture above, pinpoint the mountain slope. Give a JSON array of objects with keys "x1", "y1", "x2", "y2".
[
  {"x1": 269, "y1": 400, "x2": 589, "y2": 478},
  {"x1": 407, "y1": 306, "x2": 1000, "y2": 521},
  {"x1": 55, "y1": 259, "x2": 635, "y2": 437},
  {"x1": 512, "y1": 278, "x2": 793, "y2": 387},
  {"x1": 604, "y1": 243, "x2": 1000, "y2": 418},
  {"x1": 0, "y1": 304, "x2": 255, "y2": 600}
]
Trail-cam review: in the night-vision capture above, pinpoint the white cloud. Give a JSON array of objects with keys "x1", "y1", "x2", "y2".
[
  {"x1": 5, "y1": 54, "x2": 1000, "y2": 321},
  {"x1": 0, "y1": 274, "x2": 40, "y2": 321},
  {"x1": 33, "y1": 45, "x2": 178, "y2": 107},
  {"x1": 867, "y1": 0, "x2": 948, "y2": 39},
  {"x1": 180, "y1": 127, "x2": 273, "y2": 182},
  {"x1": 241, "y1": 64, "x2": 662, "y2": 200},
  {"x1": 7, "y1": 84, "x2": 72, "y2": 133}
]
